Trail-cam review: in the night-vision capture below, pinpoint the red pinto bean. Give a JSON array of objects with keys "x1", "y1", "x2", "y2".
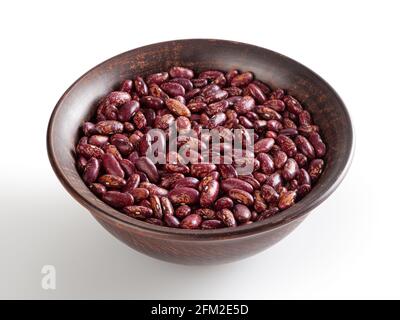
[
  {"x1": 135, "y1": 157, "x2": 159, "y2": 183},
  {"x1": 228, "y1": 189, "x2": 254, "y2": 206},
  {"x1": 169, "y1": 66, "x2": 194, "y2": 79},
  {"x1": 83, "y1": 157, "x2": 100, "y2": 184},
  {"x1": 103, "y1": 191, "x2": 133, "y2": 208},
  {"x1": 168, "y1": 187, "x2": 200, "y2": 205},
  {"x1": 123, "y1": 205, "x2": 153, "y2": 219},
  {"x1": 233, "y1": 204, "x2": 251, "y2": 223},
  {"x1": 180, "y1": 214, "x2": 202, "y2": 229},
  {"x1": 200, "y1": 180, "x2": 220, "y2": 207},
  {"x1": 217, "y1": 209, "x2": 237, "y2": 227}
]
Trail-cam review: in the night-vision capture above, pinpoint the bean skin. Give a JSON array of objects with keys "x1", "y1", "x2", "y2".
[
  {"x1": 89, "y1": 183, "x2": 107, "y2": 197},
  {"x1": 254, "y1": 190, "x2": 268, "y2": 212},
  {"x1": 146, "y1": 72, "x2": 169, "y2": 85},
  {"x1": 214, "y1": 197, "x2": 234, "y2": 211},
  {"x1": 125, "y1": 187, "x2": 149, "y2": 201},
  {"x1": 200, "y1": 180, "x2": 220, "y2": 207},
  {"x1": 88, "y1": 135, "x2": 109, "y2": 147},
  {"x1": 161, "y1": 82, "x2": 186, "y2": 97},
  {"x1": 192, "y1": 78, "x2": 208, "y2": 88},
  {"x1": 217, "y1": 209, "x2": 237, "y2": 227},
  {"x1": 257, "y1": 153, "x2": 275, "y2": 174},
  {"x1": 123, "y1": 205, "x2": 153, "y2": 219},
  {"x1": 102, "y1": 153, "x2": 124, "y2": 178},
  {"x1": 294, "y1": 153, "x2": 308, "y2": 168},
  {"x1": 201, "y1": 220, "x2": 223, "y2": 229},
  {"x1": 283, "y1": 95, "x2": 303, "y2": 114},
  {"x1": 298, "y1": 184, "x2": 312, "y2": 199},
  {"x1": 261, "y1": 184, "x2": 279, "y2": 203},
  {"x1": 225, "y1": 69, "x2": 239, "y2": 84},
  {"x1": 95, "y1": 120, "x2": 124, "y2": 135},
  {"x1": 247, "y1": 83, "x2": 266, "y2": 103},
  {"x1": 160, "y1": 196, "x2": 174, "y2": 216},
  {"x1": 77, "y1": 67, "x2": 326, "y2": 229},
  {"x1": 160, "y1": 173, "x2": 185, "y2": 189},
  {"x1": 140, "y1": 96, "x2": 164, "y2": 110},
  {"x1": 175, "y1": 205, "x2": 192, "y2": 219},
  {"x1": 83, "y1": 157, "x2": 100, "y2": 184},
  {"x1": 169, "y1": 66, "x2": 194, "y2": 79},
  {"x1": 149, "y1": 195, "x2": 163, "y2": 219},
  {"x1": 146, "y1": 218, "x2": 165, "y2": 226},
  {"x1": 308, "y1": 159, "x2": 324, "y2": 181},
  {"x1": 77, "y1": 143, "x2": 104, "y2": 159},
  {"x1": 252, "y1": 80, "x2": 271, "y2": 95},
  {"x1": 190, "y1": 163, "x2": 217, "y2": 178},
  {"x1": 273, "y1": 150, "x2": 288, "y2": 169},
  {"x1": 118, "y1": 100, "x2": 139, "y2": 122},
  {"x1": 164, "y1": 214, "x2": 180, "y2": 228},
  {"x1": 174, "y1": 177, "x2": 200, "y2": 189},
  {"x1": 134, "y1": 76, "x2": 148, "y2": 97},
  {"x1": 233, "y1": 204, "x2": 251, "y2": 223},
  {"x1": 238, "y1": 175, "x2": 261, "y2": 190},
  {"x1": 119, "y1": 159, "x2": 135, "y2": 176},
  {"x1": 141, "y1": 182, "x2": 168, "y2": 197},
  {"x1": 149, "y1": 84, "x2": 169, "y2": 100},
  {"x1": 282, "y1": 158, "x2": 299, "y2": 181},
  {"x1": 82, "y1": 122, "x2": 97, "y2": 136},
  {"x1": 308, "y1": 132, "x2": 327, "y2": 157},
  {"x1": 103, "y1": 191, "x2": 133, "y2": 208},
  {"x1": 264, "y1": 99, "x2": 285, "y2": 112},
  {"x1": 165, "y1": 98, "x2": 191, "y2": 117},
  {"x1": 221, "y1": 178, "x2": 254, "y2": 194},
  {"x1": 294, "y1": 136, "x2": 314, "y2": 160},
  {"x1": 135, "y1": 157, "x2": 159, "y2": 183},
  {"x1": 234, "y1": 96, "x2": 255, "y2": 114},
  {"x1": 298, "y1": 168, "x2": 311, "y2": 185},
  {"x1": 265, "y1": 172, "x2": 283, "y2": 190},
  {"x1": 168, "y1": 187, "x2": 200, "y2": 205},
  {"x1": 195, "y1": 208, "x2": 216, "y2": 220},
  {"x1": 219, "y1": 164, "x2": 238, "y2": 179},
  {"x1": 228, "y1": 189, "x2": 254, "y2": 206},
  {"x1": 278, "y1": 191, "x2": 297, "y2": 210},
  {"x1": 254, "y1": 138, "x2": 275, "y2": 154},
  {"x1": 231, "y1": 72, "x2": 253, "y2": 87},
  {"x1": 180, "y1": 214, "x2": 202, "y2": 229},
  {"x1": 98, "y1": 174, "x2": 126, "y2": 189},
  {"x1": 276, "y1": 135, "x2": 297, "y2": 157},
  {"x1": 121, "y1": 172, "x2": 137, "y2": 187}
]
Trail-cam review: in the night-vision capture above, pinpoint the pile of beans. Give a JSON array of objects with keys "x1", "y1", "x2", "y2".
[{"x1": 76, "y1": 67, "x2": 326, "y2": 229}]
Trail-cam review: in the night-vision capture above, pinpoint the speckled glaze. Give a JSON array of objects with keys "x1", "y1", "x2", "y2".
[{"x1": 47, "y1": 39, "x2": 354, "y2": 265}]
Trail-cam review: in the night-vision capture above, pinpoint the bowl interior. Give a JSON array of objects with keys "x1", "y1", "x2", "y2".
[{"x1": 48, "y1": 39, "x2": 353, "y2": 237}]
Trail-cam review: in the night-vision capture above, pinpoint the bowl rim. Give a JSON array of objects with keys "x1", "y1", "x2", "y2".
[{"x1": 47, "y1": 38, "x2": 354, "y2": 240}]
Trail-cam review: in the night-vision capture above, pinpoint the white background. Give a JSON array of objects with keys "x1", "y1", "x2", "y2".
[{"x1": 0, "y1": 0, "x2": 399, "y2": 299}]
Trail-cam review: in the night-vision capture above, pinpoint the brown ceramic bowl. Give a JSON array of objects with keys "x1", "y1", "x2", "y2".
[{"x1": 47, "y1": 39, "x2": 353, "y2": 265}]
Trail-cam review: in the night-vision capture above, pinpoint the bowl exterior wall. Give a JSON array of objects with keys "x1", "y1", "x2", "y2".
[{"x1": 91, "y1": 208, "x2": 307, "y2": 265}]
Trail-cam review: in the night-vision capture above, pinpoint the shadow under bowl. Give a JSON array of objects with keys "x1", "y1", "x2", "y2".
[{"x1": 47, "y1": 39, "x2": 354, "y2": 265}]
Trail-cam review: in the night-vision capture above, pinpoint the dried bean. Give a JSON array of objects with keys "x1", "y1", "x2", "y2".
[
  {"x1": 233, "y1": 204, "x2": 251, "y2": 223},
  {"x1": 180, "y1": 214, "x2": 202, "y2": 229},
  {"x1": 103, "y1": 191, "x2": 133, "y2": 208},
  {"x1": 135, "y1": 157, "x2": 159, "y2": 183},
  {"x1": 123, "y1": 205, "x2": 153, "y2": 219},
  {"x1": 217, "y1": 209, "x2": 237, "y2": 227},
  {"x1": 83, "y1": 157, "x2": 100, "y2": 184},
  {"x1": 228, "y1": 189, "x2": 254, "y2": 206},
  {"x1": 169, "y1": 187, "x2": 200, "y2": 205}
]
